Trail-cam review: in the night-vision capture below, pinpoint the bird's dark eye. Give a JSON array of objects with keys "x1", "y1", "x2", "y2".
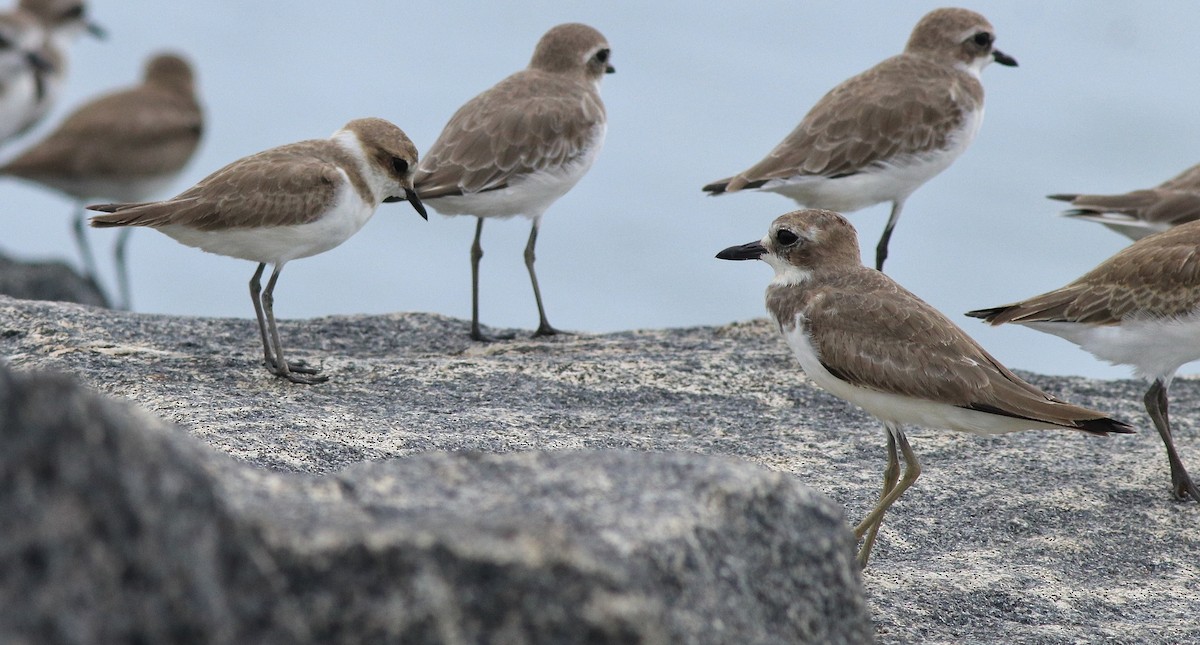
[
  {"x1": 972, "y1": 31, "x2": 992, "y2": 47},
  {"x1": 62, "y1": 5, "x2": 85, "y2": 19},
  {"x1": 0, "y1": 34, "x2": 11, "y2": 50},
  {"x1": 390, "y1": 156, "x2": 409, "y2": 175},
  {"x1": 595, "y1": 49, "x2": 609, "y2": 64},
  {"x1": 776, "y1": 229, "x2": 800, "y2": 246}
]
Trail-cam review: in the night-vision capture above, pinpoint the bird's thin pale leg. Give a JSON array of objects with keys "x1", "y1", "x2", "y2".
[
  {"x1": 467, "y1": 218, "x2": 513, "y2": 342},
  {"x1": 261, "y1": 265, "x2": 325, "y2": 384},
  {"x1": 249, "y1": 263, "x2": 276, "y2": 369},
  {"x1": 113, "y1": 228, "x2": 134, "y2": 311},
  {"x1": 1145, "y1": 380, "x2": 1200, "y2": 502},
  {"x1": 854, "y1": 426, "x2": 921, "y2": 569},
  {"x1": 874, "y1": 199, "x2": 906, "y2": 272},
  {"x1": 526, "y1": 220, "x2": 564, "y2": 337},
  {"x1": 857, "y1": 431, "x2": 900, "y2": 566},
  {"x1": 470, "y1": 217, "x2": 486, "y2": 341},
  {"x1": 72, "y1": 203, "x2": 102, "y2": 282}
]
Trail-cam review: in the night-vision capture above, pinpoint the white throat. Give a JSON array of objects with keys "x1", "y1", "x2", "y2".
[
  {"x1": 763, "y1": 252, "x2": 811, "y2": 286},
  {"x1": 331, "y1": 130, "x2": 385, "y2": 204}
]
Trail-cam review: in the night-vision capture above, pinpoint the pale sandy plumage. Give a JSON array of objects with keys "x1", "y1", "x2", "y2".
[
  {"x1": 414, "y1": 22, "x2": 613, "y2": 340},
  {"x1": 719, "y1": 208, "x2": 1130, "y2": 567},
  {"x1": 1, "y1": 53, "x2": 202, "y2": 309},
  {"x1": 968, "y1": 221, "x2": 1200, "y2": 501},
  {"x1": 88, "y1": 118, "x2": 428, "y2": 384},
  {"x1": 705, "y1": 8, "x2": 1017, "y2": 271},
  {"x1": 1051, "y1": 163, "x2": 1200, "y2": 240},
  {"x1": 11, "y1": 0, "x2": 104, "y2": 137}
]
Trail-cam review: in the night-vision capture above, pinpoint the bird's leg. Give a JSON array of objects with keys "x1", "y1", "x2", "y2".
[
  {"x1": 468, "y1": 217, "x2": 513, "y2": 342},
  {"x1": 113, "y1": 228, "x2": 134, "y2": 311},
  {"x1": 874, "y1": 199, "x2": 906, "y2": 272},
  {"x1": 1144, "y1": 380, "x2": 1200, "y2": 502},
  {"x1": 261, "y1": 264, "x2": 325, "y2": 384},
  {"x1": 249, "y1": 263, "x2": 276, "y2": 369},
  {"x1": 72, "y1": 204, "x2": 102, "y2": 284},
  {"x1": 857, "y1": 431, "x2": 900, "y2": 567},
  {"x1": 526, "y1": 219, "x2": 566, "y2": 337},
  {"x1": 854, "y1": 425, "x2": 920, "y2": 569}
]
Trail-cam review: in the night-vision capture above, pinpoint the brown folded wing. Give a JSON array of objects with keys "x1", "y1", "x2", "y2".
[{"x1": 415, "y1": 69, "x2": 605, "y2": 198}]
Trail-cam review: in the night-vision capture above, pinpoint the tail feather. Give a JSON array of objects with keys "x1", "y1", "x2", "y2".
[
  {"x1": 964, "y1": 305, "x2": 1015, "y2": 325},
  {"x1": 1047, "y1": 193, "x2": 1080, "y2": 203},
  {"x1": 1075, "y1": 416, "x2": 1136, "y2": 436},
  {"x1": 89, "y1": 202, "x2": 145, "y2": 228},
  {"x1": 702, "y1": 178, "x2": 731, "y2": 195}
]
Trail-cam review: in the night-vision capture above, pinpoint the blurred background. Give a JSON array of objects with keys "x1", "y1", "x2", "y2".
[{"x1": 0, "y1": 1, "x2": 1194, "y2": 379}]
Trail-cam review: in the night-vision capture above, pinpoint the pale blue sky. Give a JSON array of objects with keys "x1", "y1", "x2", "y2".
[{"x1": 1, "y1": 1, "x2": 1194, "y2": 380}]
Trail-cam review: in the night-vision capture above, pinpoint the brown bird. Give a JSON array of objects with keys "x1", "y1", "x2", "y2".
[
  {"x1": 413, "y1": 23, "x2": 614, "y2": 340},
  {"x1": 968, "y1": 220, "x2": 1200, "y2": 501},
  {"x1": 718, "y1": 209, "x2": 1132, "y2": 568},
  {"x1": 89, "y1": 118, "x2": 427, "y2": 384},
  {"x1": 1050, "y1": 162, "x2": 1200, "y2": 240},
  {"x1": 1, "y1": 52, "x2": 202, "y2": 309},
  {"x1": 703, "y1": 8, "x2": 1017, "y2": 271}
]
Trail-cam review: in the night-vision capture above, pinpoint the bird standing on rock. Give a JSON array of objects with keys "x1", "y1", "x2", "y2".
[
  {"x1": 718, "y1": 209, "x2": 1132, "y2": 567},
  {"x1": 89, "y1": 118, "x2": 428, "y2": 384}
]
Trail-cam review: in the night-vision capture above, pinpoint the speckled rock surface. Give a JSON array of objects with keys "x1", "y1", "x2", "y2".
[{"x1": 1, "y1": 295, "x2": 1198, "y2": 643}]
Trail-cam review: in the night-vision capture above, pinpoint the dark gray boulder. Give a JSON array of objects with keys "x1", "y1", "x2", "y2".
[
  {"x1": 0, "y1": 361, "x2": 872, "y2": 644},
  {"x1": 0, "y1": 252, "x2": 109, "y2": 308}
]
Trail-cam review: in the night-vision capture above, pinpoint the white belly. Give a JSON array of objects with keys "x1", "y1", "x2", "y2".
[
  {"x1": 764, "y1": 108, "x2": 983, "y2": 212},
  {"x1": 25, "y1": 173, "x2": 181, "y2": 203},
  {"x1": 0, "y1": 69, "x2": 44, "y2": 142},
  {"x1": 1026, "y1": 314, "x2": 1200, "y2": 384},
  {"x1": 160, "y1": 182, "x2": 377, "y2": 266},
  {"x1": 425, "y1": 123, "x2": 605, "y2": 221}
]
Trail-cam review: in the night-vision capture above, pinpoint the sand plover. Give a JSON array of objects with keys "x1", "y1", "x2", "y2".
[
  {"x1": 2, "y1": 52, "x2": 203, "y2": 309},
  {"x1": 89, "y1": 118, "x2": 428, "y2": 384},
  {"x1": 0, "y1": 10, "x2": 53, "y2": 143},
  {"x1": 968, "y1": 222, "x2": 1200, "y2": 501},
  {"x1": 10, "y1": 0, "x2": 104, "y2": 136},
  {"x1": 413, "y1": 22, "x2": 613, "y2": 340},
  {"x1": 704, "y1": 8, "x2": 1017, "y2": 271},
  {"x1": 1050, "y1": 162, "x2": 1200, "y2": 240},
  {"x1": 718, "y1": 209, "x2": 1131, "y2": 568}
]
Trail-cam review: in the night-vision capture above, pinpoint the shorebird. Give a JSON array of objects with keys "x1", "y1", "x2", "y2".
[
  {"x1": 413, "y1": 22, "x2": 613, "y2": 340},
  {"x1": 704, "y1": 8, "x2": 1017, "y2": 271},
  {"x1": 0, "y1": 9, "x2": 53, "y2": 144},
  {"x1": 968, "y1": 221, "x2": 1200, "y2": 501},
  {"x1": 718, "y1": 209, "x2": 1132, "y2": 568},
  {"x1": 9, "y1": 0, "x2": 104, "y2": 136},
  {"x1": 1050, "y1": 162, "x2": 1200, "y2": 240},
  {"x1": 2, "y1": 52, "x2": 203, "y2": 309},
  {"x1": 89, "y1": 118, "x2": 428, "y2": 384}
]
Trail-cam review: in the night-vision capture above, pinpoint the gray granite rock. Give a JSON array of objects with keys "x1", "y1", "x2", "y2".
[
  {"x1": 0, "y1": 253, "x2": 109, "y2": 307},
  {"x1": 0, "y1": 348, "x2": 872, "y2": 643},
  {"x1": 1, "y1": 295, "x2": 1198, "y2": 643}
]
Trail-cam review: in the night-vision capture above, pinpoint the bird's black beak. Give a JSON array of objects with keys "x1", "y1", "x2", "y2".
[
  {"x1": 992, "y1": 49, "x2": 1017, "y2": 67},
  {"x1": 86, "y1": 21, "x2": 107, "y2": 39},
  {"x1": 605, "y1": 64, "x2": 615, "y2": 74},
  {"x1": 405, "y1": 187, "x2": 428, "y2": 220},
  {"x1": 716, "y1": 241, "x2": 766, "y2": 261}
]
